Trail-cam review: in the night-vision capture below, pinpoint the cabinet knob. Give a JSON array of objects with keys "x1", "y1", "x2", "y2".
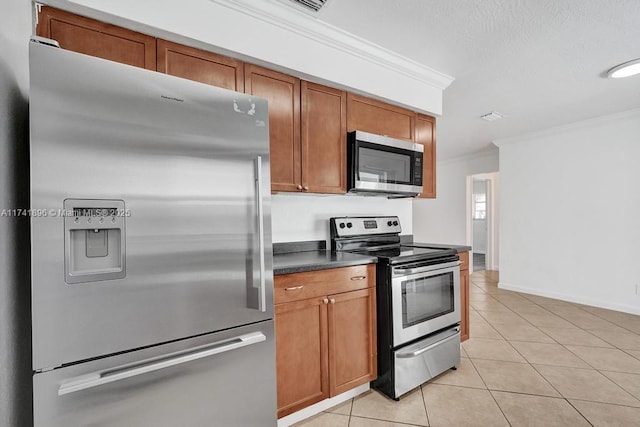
[
  {"x1": 322, "y1": 298, "x2": 329, "y2": 304},
  {"x1": 350, "y1": 276, "x2": 366, "y2": 281},
  {"x1": 285, "y1": 285, "x2": 304, "y2": 291},
  {"x1": 297, "y1": 184, "x2": 303, "y2": 190},
  {"x1": 303, "y1": 186, "x2": 309, "y2": 191},
  {"x1": 330, "y1": 298, "x2": 336, "y2": 304}
]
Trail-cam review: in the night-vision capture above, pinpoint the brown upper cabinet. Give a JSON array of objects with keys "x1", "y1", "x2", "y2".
[
  {"x1": 244, "y1": 65, "x2": 301, "y2": 193},
  {"x1": 346, "y1": 93, "x2": 415, "y2": 141},
  {"x1": 415, "y1": 114, "x2": 437, "y2": 198},
  {"x1": 36, "y1": 6, "x2": 156, "y2": 70},
  {"x1": 36, "y1": 7, "x2": 438, "y2": 198},
  {"x1": 301, "y1": 82, "x2": 347, "y2": 194},
  {"x1": 156, "y1": 40, "x2": 244, "y2": 91}
]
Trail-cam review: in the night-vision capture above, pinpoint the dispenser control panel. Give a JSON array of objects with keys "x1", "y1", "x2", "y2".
[{"x1": 64, "y1": 199, "x2": 126, "y2": 284}]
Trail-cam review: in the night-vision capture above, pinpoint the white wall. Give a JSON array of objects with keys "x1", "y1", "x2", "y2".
[
  {"x1": 413, "y1": 150, "x2": 499, "y2": 246},
  {"x1": 271, "y1": 194, "x2": 412, "y2": 243},
  {"x1": 0, "y1": 1, "x2": 33, "y2": 425},
  {"x1": 496, "y1": 109, "x2": 640, "y2": 315}
]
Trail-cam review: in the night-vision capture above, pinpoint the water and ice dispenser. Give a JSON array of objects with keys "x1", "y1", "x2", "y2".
[{"x1": 64, "y1": 199, "x2": 126, "y2": 284}]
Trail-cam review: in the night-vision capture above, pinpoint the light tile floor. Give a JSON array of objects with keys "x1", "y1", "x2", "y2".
[{"x1": 293, "y1": 270, "x2": 640, "y2": 426}]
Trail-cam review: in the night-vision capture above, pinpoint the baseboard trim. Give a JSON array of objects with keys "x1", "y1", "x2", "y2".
[
  {"x1": 277, "y1": 383, "x2": 369, "y2": 427},
  {"x1": 498, "y1": 282, "x2": 640, "y2": 316}
]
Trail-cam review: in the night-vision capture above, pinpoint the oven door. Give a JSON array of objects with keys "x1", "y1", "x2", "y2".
[{"x1": 391, "y1": 260, "x2": 460, "y2": 347}]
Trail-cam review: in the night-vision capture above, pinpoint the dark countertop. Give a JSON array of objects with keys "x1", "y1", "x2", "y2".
[
  {"x1": 273, "y1": 250, "x2": 377, "y2": 275},
  {"x1": 272, "y1": 238, "x2": 468, "y2": 275},
  {"x1": 273, "y1": 240, "x2": 377, "y2": 275}
]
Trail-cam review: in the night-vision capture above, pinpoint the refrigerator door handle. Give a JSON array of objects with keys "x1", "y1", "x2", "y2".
[
  {"x1": 255, "y1": 156, "x2": 266, "y2": 313},
  {"x1": 57, "y1": 332, "x2": 266, "y2": 396}
]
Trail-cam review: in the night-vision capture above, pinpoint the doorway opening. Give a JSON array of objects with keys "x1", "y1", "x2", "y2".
[{"x1": 466, "y1": 172, "x2": 499, "y2": 273}]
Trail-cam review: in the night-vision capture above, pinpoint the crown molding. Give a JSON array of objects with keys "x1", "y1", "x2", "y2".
[
  {"x1": 209, "y1": 0, "x2": 454, "y2": 91},
  {"x1": 493, "y1": 108, "x2": 640, "y2": 147}
]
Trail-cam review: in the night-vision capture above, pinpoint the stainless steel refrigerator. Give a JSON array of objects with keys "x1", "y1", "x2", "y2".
[{"x1": 29, "y1": 38, "x2": 276, "y2": 426}]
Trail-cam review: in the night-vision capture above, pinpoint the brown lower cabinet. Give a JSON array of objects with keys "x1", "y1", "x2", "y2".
[
  {"x1": 275, "y1": 265, "x2": 376, "y2": 418},
  {"x1": 459, "y1": 252, "x2": 470, "y2": 342}
]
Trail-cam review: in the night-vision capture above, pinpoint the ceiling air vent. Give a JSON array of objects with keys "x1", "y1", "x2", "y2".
[
  {"x1": 480, "y1": 111, "x2": 504, "y2": 122},
  {"x1": 287, "y1": 0, "x2": 329, "y2": 13}
]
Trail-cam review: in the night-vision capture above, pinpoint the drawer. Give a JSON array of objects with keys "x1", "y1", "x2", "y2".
[
  {"x1": 459, "y1": 251, "x2": 469, "y2": 271},
  {"x1": 275, "y1": 264, "x2": 375, "y2": 305}
]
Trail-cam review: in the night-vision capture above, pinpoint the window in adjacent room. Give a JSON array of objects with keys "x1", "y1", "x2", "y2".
[{"x1": 473, "y1": 193, "x2": 486, "y2": 220}]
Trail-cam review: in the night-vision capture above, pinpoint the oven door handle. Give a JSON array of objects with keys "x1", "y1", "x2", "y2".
[
  {"x1": 393, "y1": 260, "x2": 460, "y2": 276},
  {"x1": 396, "y1": 328, "x2": 460, "y2": 358}
]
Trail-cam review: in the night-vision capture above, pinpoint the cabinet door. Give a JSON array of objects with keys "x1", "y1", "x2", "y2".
[
  {"x1": 328, "y1": 288, "x2": 377, "y2": 397},
  {"x1": 36, "y1": 6, "x2": 156, "y2": 70},
  {"x1": 245, "y1": 65, "x2": 301, "y2": 193},
  {"x1": 301, "y1": 82, "x2": 347, "y2": 194},
  {"x1": 347, "y1": 93, "x2": 414, "y2": 141},
  {"x1": 275, "y1": 298, "x2": 329, "y2": 418},
  {"x1": 157, "y1": 40, "x2": 243, "y2": 91},
  {"x1": 415, "y1": 114, "x2": 437, "y2": 198}
]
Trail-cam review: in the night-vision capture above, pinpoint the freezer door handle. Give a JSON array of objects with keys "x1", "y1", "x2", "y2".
[
  {"x1": 255, "y1": 156, "x2": 266, "y2": 312},
  {"x1": 57, "y1": 332, "x2": 266, "y2": 396}
]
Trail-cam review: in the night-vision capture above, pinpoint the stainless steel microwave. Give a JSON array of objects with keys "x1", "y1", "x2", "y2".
[{"x1": 347, "y1": 131, "x2": 424, "y2": 197}]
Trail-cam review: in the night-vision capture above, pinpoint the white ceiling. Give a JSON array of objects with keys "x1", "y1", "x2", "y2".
[{"x1": 315, "y1": 0, "x2": 640, "y2": 160}]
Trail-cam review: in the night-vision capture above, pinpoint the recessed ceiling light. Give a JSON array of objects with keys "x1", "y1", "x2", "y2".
[
  {"x1": 607, "y1": 58, "x2": 640, "y2": 78},
  {"x1": 480, "y1": 111, "x2": 504, "y2": 122}
]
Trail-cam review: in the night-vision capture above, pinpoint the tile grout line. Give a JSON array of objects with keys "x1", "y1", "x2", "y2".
[
  {"x1": 470, "y1": 272, "x2": 640, "y2": 423},
  {"x1": 472, "y1": 274, "x2": 569, "y2": 426},
  {"x1": 528, "y1": 362, "x2": 640, "y2": 408},
  {"x1": 349, "y1": 414, "x2": 426, "y2": 427},
  {"x1": 419, "y1": 382, "x2": 431, "y2": 427},
  {"x1": 565, "y1": 399, "x2": 596, "y2": 426},
  {"x1": 516, "y1": 292, "x2": 639, "y2": 335},
  {"x1": 465, "y1": 354, "x2": 514, "y2": 426}
]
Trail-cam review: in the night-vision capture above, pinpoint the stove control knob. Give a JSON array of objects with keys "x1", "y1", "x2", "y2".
[
  {"x1": 393, "y1": 221, "x2": 399, "y2": 226},
  {"x1": 346, "y1": 222, "x2": 353, "y2": 228},
  {"x1": 387, "y1": 221, "x2": 393, "y2": 226},
  {"x1": 339, "y1": 223, "x2": 346, "y2": 229}
]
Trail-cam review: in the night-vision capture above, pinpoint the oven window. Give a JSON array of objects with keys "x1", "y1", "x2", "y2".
[
  {"x1": 358, "y1": 147, "x2": 412, "y2": 184},
  {"x1": 402, "y1": 272, "x2": 454, "y2": 328}
]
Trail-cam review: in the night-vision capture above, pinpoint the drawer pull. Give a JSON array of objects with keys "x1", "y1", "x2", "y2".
[
  {"x1": 330, "y1": 298, "x2": 336, "y2": 304},
  {"x1": 350, "y1": 276, "x2": 366, "y2": 281},
  {"x1": 284, "y1": 285, "x2": 304, "y2": 291},
  {"x1": 322, "y1": 298, "x2": 329, "y2": 304}
]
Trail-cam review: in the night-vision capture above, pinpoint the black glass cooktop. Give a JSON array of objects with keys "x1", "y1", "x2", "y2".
[{"x1": 351, "y1": 245, "x2": 456, "y2": 263}]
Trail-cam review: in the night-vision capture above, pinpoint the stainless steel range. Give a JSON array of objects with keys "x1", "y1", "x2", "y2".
[{"x1": 331, "y1": 216, "x2": 461, "y2": 399}]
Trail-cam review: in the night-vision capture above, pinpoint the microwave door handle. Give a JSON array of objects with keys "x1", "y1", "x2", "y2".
[{"x1": 57, "y1": 332, "x2": 266, "y2": 396}]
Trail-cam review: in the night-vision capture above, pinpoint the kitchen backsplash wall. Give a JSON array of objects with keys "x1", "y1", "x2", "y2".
[{"x1": 271, "y1": 194, "x2": 412, "y2": 243}]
